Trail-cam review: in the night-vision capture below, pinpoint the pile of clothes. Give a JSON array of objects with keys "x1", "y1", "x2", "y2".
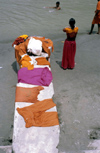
[
  {"x1": 12, "y1": 34, "x2": 54, "y2": 65},
  {"x1": 12, "y1": 34, "x2": 59, "y2": 128}
]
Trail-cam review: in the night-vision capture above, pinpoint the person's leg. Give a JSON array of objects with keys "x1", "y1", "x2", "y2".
[
  {"x1": 88, "y1": 24, "x2": 94, "y2": 34},
  {"x1": 97, "y1": 24, "x2": 100, "y2": 34}
]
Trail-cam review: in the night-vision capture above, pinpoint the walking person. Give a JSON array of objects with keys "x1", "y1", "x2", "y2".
[
  {"x1": 61, "y1": 18, "x2": 78, "y2": 70},
  {"x1": 89, "y1": 0, "x2": 100, "y2": 34}
]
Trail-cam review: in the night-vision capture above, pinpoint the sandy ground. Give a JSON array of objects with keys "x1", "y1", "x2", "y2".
[{"x1": 0, "y1": 32, "x2": 100, "y2": 152}]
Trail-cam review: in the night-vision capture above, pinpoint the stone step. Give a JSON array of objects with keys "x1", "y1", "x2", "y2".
[
  {"x1": 87, "y1": 140, "x2": 100, "y2": 150},
  {"x1": 0, "y1": 146, "x2": 12, "y2": 153},
  {"x1": 59, "y1": 150, "x2": 100, "y2": 153},
  {"x1": 12, "y1": 77, "x2": 60, "y2": 153}
]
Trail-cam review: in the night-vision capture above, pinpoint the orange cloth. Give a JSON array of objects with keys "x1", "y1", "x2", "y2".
[
  {"x1": 19, "y1": 55, "x2": 34, "y2": 70},
  {"x1": 17, "y1": 99, "x2": 59, "y2": 127},
  {"x1": 96, "y1": 1, "x2": 100, "y2": 16},
  {"x1": 33, "y1": 36, "x2": 54, "y2": 57},
  {"x1": 15, "y1": 39, "x2": 29, "y2": 63},
  {"x1": 15, "y1": 86, "x2": 44, "y2": 103},
  {"x1": 36, "y1": 57, "x2": 50, "y2": 66},
  {"x1": 92, "y1": 1, "x2": 100, "y2": 24}
]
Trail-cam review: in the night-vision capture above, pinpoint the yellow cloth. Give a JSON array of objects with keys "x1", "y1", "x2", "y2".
[
  {"x1": 64, "y1": 27, "x2": 78, "y2": 33},
  {"x1": 19, "y1": 34, "x2": 28, "y2": 39}
]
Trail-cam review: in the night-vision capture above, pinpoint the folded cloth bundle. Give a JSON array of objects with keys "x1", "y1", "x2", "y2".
[
  {"x1": 17, "y1": 99, "x2": 59, "y2": 127},
  {"x1": 15, "y1": 86, "x2": 44, "y2": 103},
  {"x1": 32, "y1": 36, "x2": 54, "y2": 57},
  {"x1": 18, "y1": 67, "x2": 53, "y2": 86},
  {"x1": 27, "y1": 37, "x2": 42, "y2": 56}
]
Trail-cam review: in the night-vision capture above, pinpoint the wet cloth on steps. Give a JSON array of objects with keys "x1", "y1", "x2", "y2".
[
  {"x1": 18, "y1": 67, "x2": 53, "y2": 86},
  {"x1": 17, "y1": 99, "x2": 59, "y2": 127},
  {"x1": 15, "y1": 86, "x2": 44, "y2": 103}
]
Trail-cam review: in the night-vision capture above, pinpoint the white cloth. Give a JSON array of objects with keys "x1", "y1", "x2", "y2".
[{"x1": 27, "y1": 37, "x2": 42, "y2": 56}]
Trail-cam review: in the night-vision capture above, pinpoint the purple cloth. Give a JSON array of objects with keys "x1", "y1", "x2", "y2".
[{"x1": 18, "y1": 67, "x2": 53, "y2": 86}]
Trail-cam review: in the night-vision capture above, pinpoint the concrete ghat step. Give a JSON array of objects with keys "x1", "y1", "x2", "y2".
[
  {"x1": 0, "y1": 146, "x2": 12, "y2": 153},
  {"x1": 59, "y1": 150, "x2": 100, "y2": 153},
  {"x1": 59, "y1": 140, "x2": 100, "y2": 153},
  {"x1": 87, "y1": 140, "x2": 100, "y2": 150},
  {"x1": 84, "y1": 150, "x2": 100, "y2": 153},
  {"x1": 12, "y1": 82, "x2": 60, "y2": 153}
]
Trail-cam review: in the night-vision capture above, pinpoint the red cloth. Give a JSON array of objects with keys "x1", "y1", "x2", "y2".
[
  {"x1": 61, "y1": 40, "x2": 76, "y2": 69},
  {"x1": 12, "y1": 37, "x2": 25, "y2": 47}
]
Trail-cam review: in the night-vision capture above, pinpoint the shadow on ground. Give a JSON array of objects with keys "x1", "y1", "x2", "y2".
[{"x1": 11, "y1": 61, "x2": 17, "y2": 73}]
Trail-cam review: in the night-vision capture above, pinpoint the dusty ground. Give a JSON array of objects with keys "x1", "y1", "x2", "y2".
[{"x1": 51, "y1": 33, "x2": 100, "y2": 152}]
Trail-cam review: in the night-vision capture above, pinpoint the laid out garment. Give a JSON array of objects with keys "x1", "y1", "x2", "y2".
[
  {"x1": 92, "y1": 1, "x2": 100, "y2": 24},
  {"x1": 17, "y1": 99, "x2": 59, "y2": 127},
  {"x1": 61, "y1": 27, "x2": 78, "y2": 69},
  {"x1": 15, "y1": 86, "x2": 44, "y2": 103},
  {"x1": 35, "y1": 57, "x2": 50, "y2": 66},
  {"x1": 18, "y1": 67, "x2": 53, "y2": 86}
]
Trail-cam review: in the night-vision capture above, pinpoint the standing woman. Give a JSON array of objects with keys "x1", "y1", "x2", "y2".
[
  {"x1": 61, "y1": 18, "x2": 78, "y2": 70},
  {"x1": 88, "y1": 0, "x2": 100, "y2": 34}
]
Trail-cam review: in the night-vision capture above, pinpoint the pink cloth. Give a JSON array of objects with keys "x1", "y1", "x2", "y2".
[{"x1": 18, "y1": 67, "x2": 53, "y2": 86}]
